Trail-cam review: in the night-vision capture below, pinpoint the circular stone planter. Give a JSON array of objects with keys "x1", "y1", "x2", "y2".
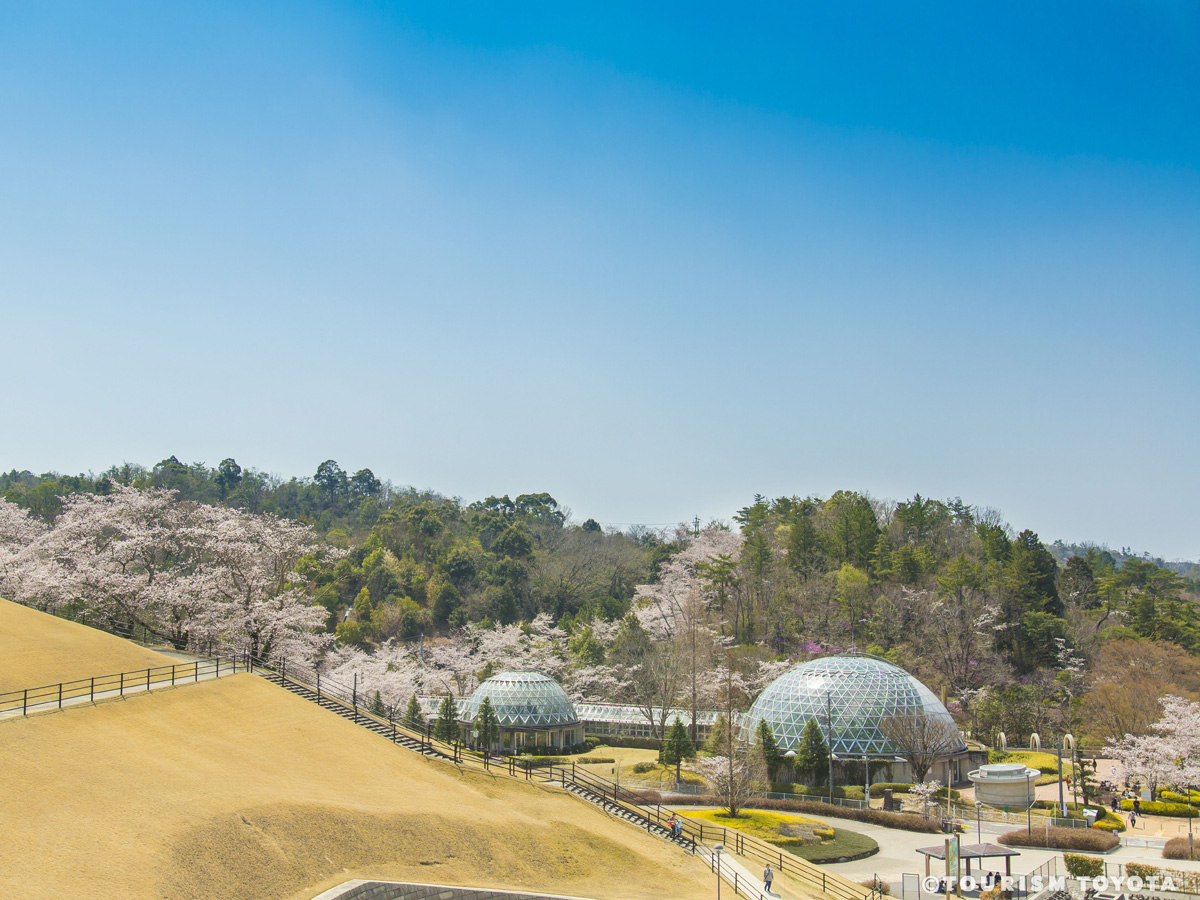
[{"x1": 968, "y1": 763, "x2": 1040, "y2": 807}]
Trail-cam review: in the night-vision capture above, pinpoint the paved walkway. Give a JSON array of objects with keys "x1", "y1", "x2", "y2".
[
  {"x1": 667, "y1": 804, "x2": 1200, "y2": 895},
  {"x1": 0, "y1": 656, "x2": 242, "y2": 721}
]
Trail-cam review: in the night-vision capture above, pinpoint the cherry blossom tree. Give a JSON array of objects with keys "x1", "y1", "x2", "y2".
[
  {"x1": 191, "y1": 503, "x2": 334, "y2": 661},
  {"x1": 0, "y1": 498, "x2": 47, "y2": 589},
  {"x1": 13, "y1": 486, "x2": 203, "y2": 643},
  {"x1": 907, "y1": 779, "x2": 942, "y2": 818}
]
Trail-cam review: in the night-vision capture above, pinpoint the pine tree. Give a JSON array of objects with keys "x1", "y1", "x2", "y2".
[
  {"x1": 435, "y1": 695, "x2": 459, "y2": 744},
  {"x1": 796, "y1": 718, "x2": 829, "y2": 786},
  {"x1": 756, "y1": 719, "x2": 783, "y2": 783},
  {"x1": 705, "y1": 713, "x2": 730, "y2": 754},
  {"x1": 474, "y1": 696, "x2": 501, "y2": 757},
  {"x1": 660, "y1": 716, "x2": 696, "y2": 782},
  {"x1": 369, "y1": 690, "x2": 386, "y2": 717},
  {"x1": 404, "y1": 694, "x2": 424, "y2": 730}
]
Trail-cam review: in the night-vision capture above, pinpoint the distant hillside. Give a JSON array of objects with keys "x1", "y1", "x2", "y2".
[{"x1": 1048, "y1": 540, "x2": 1199, "y2": 580}]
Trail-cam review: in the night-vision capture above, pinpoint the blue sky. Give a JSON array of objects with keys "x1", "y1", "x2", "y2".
[{"x1": 1, "y1": 2, "x2": 1197, "y2": 558}]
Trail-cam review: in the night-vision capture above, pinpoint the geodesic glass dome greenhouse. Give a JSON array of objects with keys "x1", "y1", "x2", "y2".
[
  {"x1": 740, "y1": 654, "x2": 965, "y2": 757},
  {"x1": 464, "y1": 671, "x2": 579, "y2": 728}
]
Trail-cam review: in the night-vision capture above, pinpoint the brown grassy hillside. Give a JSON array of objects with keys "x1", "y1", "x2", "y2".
[
  {"x1": 0, "y1": 598, "x2": 176, "y2": 692},
  {"x1": 0, "y1": 673, "x2": 717, "y2": 900}
]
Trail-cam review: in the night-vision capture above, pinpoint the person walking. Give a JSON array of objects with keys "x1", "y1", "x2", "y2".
[{"x1": 763, "y1": 864, "x2": 774, "y2": 894}]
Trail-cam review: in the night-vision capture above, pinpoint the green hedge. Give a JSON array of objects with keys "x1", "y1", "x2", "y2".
[
  {"x1": 867, "y1": 783, "x2": 960, "y2": 800},
  {"x1": 1031, "y1": 801, "x2": 1124, "y2": 832},
  {"x1": 1064, "y1": 854, "x2": 1104, "y2": 878},
  {"x1": 768, "y1": 783, "x2": 866, "y2": 801},
  {"x1": 1161, "y1": 791, "x2": 1200, "y2": 806},
  {"x1": 1121, "y1": 800, "x2": 1199, "y2": 818}
]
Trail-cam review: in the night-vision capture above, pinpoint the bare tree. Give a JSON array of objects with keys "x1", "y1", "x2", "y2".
[{"x1": 879, "y1": 711, "x2": 963, "y2": 783}]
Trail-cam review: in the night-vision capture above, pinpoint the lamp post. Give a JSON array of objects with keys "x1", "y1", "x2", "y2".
[
  {"x1": 975, "y1": 800, "x2": 983, "y2": 841},
  {"x1": 1026, "y1": 769, "x2": 1034, "y2": 835},
  {"x1": 864, "y1": 753, "x2": 871, "y2": 808},
  {"x1": 714, "y1": 843, "x2": 723, "y2": 900},
  {"x1": 827, "y1": 691, "x2": 835, "y2": 805}
]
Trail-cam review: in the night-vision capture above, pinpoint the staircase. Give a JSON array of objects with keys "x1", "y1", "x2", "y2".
[
  {"x1": 259, "y1": 671, "x2": 451, "y2": 761},
  {"x1": 559, "y1": 779, "x2": 693, "y2": 849}
]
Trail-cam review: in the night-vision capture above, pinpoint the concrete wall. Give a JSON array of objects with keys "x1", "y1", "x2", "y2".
[{"x1": 311, "y1": 880, "x2": 596, "y2": 900}]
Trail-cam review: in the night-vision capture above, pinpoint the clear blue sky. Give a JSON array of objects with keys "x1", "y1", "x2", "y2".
[{"x1": 2, "y1": 2, "x2": 1197, "y2": 558}]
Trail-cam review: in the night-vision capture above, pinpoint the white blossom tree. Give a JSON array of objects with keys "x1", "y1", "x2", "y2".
[
  {"x1": 907, "y1": 779, "x2": 942, "y2": 818},
  {"x1": 191, "y1": 503, "x2": 333, "y2": 661},
  {"x1": 0, "y1": 498, "x2": 47, "y2": 588}
]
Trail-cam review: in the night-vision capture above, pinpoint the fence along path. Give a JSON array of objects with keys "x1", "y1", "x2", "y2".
[
  {"x1": 8, "y1": 607, "x2": 877, "y2": 900},
  {"x1": 0, "y1": 656, "x2": 244, "y2": 719},
  {"x1": 253, "y1": 655, "x2": 880, "y2": 900}
]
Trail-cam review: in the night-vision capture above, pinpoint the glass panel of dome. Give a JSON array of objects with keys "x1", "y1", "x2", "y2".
[{"x1": 741, "y1": 654, "x2": 964, "y2": 758}]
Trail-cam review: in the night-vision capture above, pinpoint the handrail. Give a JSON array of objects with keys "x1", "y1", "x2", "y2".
[
  {"x1": 0, "y1": 656, "x2": 240, "y2": 716},
  {"x1": 249, "y1": 657, "x2": 879, "y2": 900}
]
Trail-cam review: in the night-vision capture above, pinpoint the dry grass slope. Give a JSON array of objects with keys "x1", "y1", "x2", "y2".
[
  {"x1": 0, "y1": 597, "x2": 177, "y2": 692},
  {"x1": 0, "y1": 673, "x2": 718, "y2": 900}
]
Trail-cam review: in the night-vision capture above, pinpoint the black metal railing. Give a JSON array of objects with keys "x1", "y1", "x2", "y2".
[
  {"x1": 0, "y1": 656, "x2": 242, "y2": 716},
  {"x1": 249, "y1": 654, "x2": 880, "y2": 900}
]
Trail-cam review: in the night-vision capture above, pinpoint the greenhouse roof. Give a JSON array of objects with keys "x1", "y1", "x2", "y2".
[
  {"x1": 574, "y1": 703, "x2": 726, "y2": 727},
  {"x1": 464, "y1": 670, "x2": 579, "y2": 728},
  {"x1": 741, "y1": 654, "x2": 966, "y2": 757}
]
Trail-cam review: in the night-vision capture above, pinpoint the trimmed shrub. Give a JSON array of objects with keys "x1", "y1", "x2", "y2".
[
  {"x1": 1064, "y1": 854, "x2": 1104, "y2": 877},
  {"x1": 637, "y1": 791, "x2": 942, "y2": 833},
  {"x1": 998, "y1": 827, "x2": 1118, "y2": 852},
  {"x1": 632, "y1": 761, "x2": 656, "y2": 774},
  {"x1": 870, "y1": 782, "x2": 915, "y2": 793},
  {"x1": 1126, "y1": 863, "x2": 1160, "y2": 881},
  {"x1": 1120, "y1": 800, "x2": 1199, "y2": 818},
  {"x1": 768, "y1": 783, "x2": 866, "y2": 802},
  {"x1": 1160, "y1": 791, "x2": 1200, "y2": 806},
  {"x1": 575, "y1": 757, "x2": 616, "y2": 765},
  {"x1": 1164, "y1": 836, "x2": 1200, "y2": 861}
]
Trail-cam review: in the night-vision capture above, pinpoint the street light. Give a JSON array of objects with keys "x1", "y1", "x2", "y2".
[
  {"x1": 864, "y1": 753, "x2": 871, "y2": 808},
  {"x1": 975, "y1": 800, "x2": 983, "y2": 840},
  {"x1": 1026, "y1": 769, "x2": 1034, "y2": 835},
  {"x1": 714, "y1": 843, "x2": 723, "y2": 900},
  {"x1": 827, "y1": 691, "x2": 835, "y2": 805}
]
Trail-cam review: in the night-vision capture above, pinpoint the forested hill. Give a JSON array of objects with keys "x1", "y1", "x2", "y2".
[{"x1": 3, "y1": 459, "x2": 1198, "y2": 664}]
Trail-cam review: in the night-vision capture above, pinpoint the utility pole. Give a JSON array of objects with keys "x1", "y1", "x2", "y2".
[{"x1": 693, "y1": 516, "x2": 700, "y2": 536}]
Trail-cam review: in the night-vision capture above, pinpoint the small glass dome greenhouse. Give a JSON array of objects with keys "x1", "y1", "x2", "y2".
[
  {"x1": 464, "y1": 671, "x2": 579, "y2": 728},
  {"x1": 741, "y1": 654, "x2": 965, "y2": 757}
]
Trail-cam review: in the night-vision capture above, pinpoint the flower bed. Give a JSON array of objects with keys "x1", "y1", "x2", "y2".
[{"x1": 637, "y1": 791, "x2": 942, "y2": 833}]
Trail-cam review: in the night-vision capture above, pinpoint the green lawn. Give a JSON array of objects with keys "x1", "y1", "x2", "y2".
[
  {"x1": 684, "y1": 808, "x2": 878, "y2": 862},
  {"x1": 786, "y1": 828, "x2": 879, "y2": 862}
]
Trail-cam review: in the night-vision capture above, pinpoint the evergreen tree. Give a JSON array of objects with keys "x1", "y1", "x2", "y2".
[
  {"x1": 756, "y1": 719, "x2": 783, "y2": 783},
  {"x1": 369, "y1": 690, "x2": 386, "y2": 717},
  {"x1": 660, "y1": 716, "x2": 696, "y2": 782},
  {"x1": 404, "y1": 694, "x2": 424, "y2": 730},
  {"x1": 435, "y1": 695, "x2": 459, "y2": 743},
  {"x1": 474, "y1": 696, "x2": 501, "y2": 756},
  {"x1": 796, "y1": 718, "x2": 829, "y2": 786},
  {"x1": 705, "y1": 713, "x2": 730, "y2": 755}
]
